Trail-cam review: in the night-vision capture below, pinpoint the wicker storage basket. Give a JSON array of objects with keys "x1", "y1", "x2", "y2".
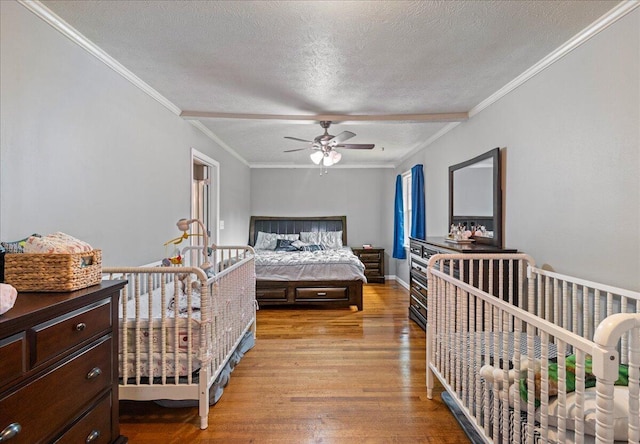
[{"x1": 4, "y1": 250, "x2": 102, "y2": 292}]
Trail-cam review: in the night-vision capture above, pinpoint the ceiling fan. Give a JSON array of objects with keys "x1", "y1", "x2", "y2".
[{"x1": 283, "y1": 121, "x2": 374, "y2": 166}]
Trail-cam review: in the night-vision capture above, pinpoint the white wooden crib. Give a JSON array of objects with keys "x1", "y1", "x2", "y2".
[
  {"x1": 426, "y1": 253, "x2": 640, "y2": 443},
  {"x1": 102, "y1": 245, "x2": 256, "y2": 430}
]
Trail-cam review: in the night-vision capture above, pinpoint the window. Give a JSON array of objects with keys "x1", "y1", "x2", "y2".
[{"x1": 402, "y1": 170, "x2": 412, "y2": 247}]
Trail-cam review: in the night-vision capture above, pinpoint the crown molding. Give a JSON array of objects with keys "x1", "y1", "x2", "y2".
[
  {"x1": 19, "y1": 0, "x2": 638, "y2": 171},
  {"x1": 181, "y1": 111, "x2": 468, "y2": 123},
  {"x1": 397, "y1": 122, "x2": 461, "y2": 166},
  {"x1": 469, "y1": 0, "x2": 640, "y2": 118},
  {"x1": 18, "y1": 0, "x2": 252, "y2": 165},
  {"x1": 19, "y1": 1, "x2": 182, "y2": 117},
  {"x1": 397, "y1": 0, "x2": 639, "y2": 164},
  {"x1": 188, "y1": 121, "x2": 249, "y2": 166},
  {"x1": 249, "y1": 163, "x2": 395, "y2": 169}
]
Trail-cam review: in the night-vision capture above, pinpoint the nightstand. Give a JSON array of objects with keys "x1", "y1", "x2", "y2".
[{"x1": 351, "y1": 247, "x2": 385, "y2": 283}]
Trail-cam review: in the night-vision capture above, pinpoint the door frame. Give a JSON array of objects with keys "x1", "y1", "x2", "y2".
[{"x1": 191, "y1": 148, "x2": 220, "y2": 245}]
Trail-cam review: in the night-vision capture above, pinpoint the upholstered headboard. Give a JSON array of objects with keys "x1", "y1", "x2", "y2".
[{"x1": 248, "y1": 216, "x2": 347, "y2": 247}]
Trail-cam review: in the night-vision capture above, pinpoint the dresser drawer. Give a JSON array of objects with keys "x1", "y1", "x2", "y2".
[
  {"x1": 410, "y1": 269, "x2": 427, "y2": 288},
  {"x1": 56, "y1": 393, "x2": 112, "y2": 444},
  {"x1": 256, "y1": 287, "x2": 288, "y2": 302},
  {"x1": 0, "y1": 337, "x2": 112, "y2": 444},
  {"x1": 33, "y1": 300, "x2": 112, "y2": 367},
  {"x1": 410, "y1": 294, "x2": 427, "y2": 319},
  {"x1": 409, "y1": 241, "x2": 422, "y2": 257},
  {"x1": 0, "y1": 333, "x2": 26, "y2": 389},
  {"x1": 410, "y1": 280, "x2": 427, "y2": 299},
  {"x1": 296, "y1": 287, "x2": 348, "y2": 302},
  {"x1": 364, "y1": 268, "x2": 381, "y2": 278},
  {"x1": 358, "y1": 252, "x2": 381, "y2": 262}
]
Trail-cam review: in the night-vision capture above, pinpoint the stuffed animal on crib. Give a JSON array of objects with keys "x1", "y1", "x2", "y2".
[{"x1": 176, "y1": 272, "x2": 202, "y2": 295}]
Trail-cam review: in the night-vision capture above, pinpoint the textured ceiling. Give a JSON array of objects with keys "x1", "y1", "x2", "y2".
[{"x1": 41, "y1": 0, "x2": 620, "y2": 167}]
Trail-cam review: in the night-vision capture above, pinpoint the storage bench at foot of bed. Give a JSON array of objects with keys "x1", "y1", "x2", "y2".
[{"x1": 256, "y1": 280, "x2": 363, "y2": 310}]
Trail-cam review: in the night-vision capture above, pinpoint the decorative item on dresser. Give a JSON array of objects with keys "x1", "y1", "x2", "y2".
[
  {"x1": 351, "y1": 247, "x2": 385, "y2": 283},
  {"x1": 0, "y1": 281, "x2": 127, "y2": 444},
  {"x1": 409, "y1": 237, "x2": 517, "y2": 331}
]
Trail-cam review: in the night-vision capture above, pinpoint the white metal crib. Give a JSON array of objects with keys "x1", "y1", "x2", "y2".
[
  {"x1": 103, "y1": 245, "x2": 256, "y2": 429},
  {"x1": 426, "y1": 253, "x2": 640, "y2": 444}
]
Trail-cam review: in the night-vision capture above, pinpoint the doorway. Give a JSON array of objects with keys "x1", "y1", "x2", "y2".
[{"x1": 191, "y1": 149, "x2": 220, "y2": 248}]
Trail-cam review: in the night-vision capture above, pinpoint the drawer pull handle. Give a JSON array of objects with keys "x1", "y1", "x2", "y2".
[
  {"x1": 86, "y1": 429, "x2": 101, "y2": 443},
  {"x1": 75, "y1": 322, "x2": 87, "y2": 331},
  {"x1": 86, "y1": 367, "x2": 102, "y2": 380},
  {"x1": 317, "y1": 292, "x2": 327, "y2": 296},
  {"x1": 0, "y1": 423, "x2": 21, "y2": 441}
]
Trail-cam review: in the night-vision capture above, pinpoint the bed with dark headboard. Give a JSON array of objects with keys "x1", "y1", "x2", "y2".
[{"x1": 249, "y1": 215, "x2": 364, "y2": 310}]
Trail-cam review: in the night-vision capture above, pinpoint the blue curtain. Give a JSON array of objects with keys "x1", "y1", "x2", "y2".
[
  {"x1": 392, "y1": 175, "x2": 406, "y2": 259},
  {"x1": 411, "y1": 164, "x2": 426, "y2": 239}
]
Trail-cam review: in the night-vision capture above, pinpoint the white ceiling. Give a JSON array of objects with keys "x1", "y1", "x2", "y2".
[{"x1": 39, "y1": 0, "x2": 621, "y2": 167}]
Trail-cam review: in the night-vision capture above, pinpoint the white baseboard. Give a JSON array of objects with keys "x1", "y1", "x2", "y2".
[{"x1": 389, "y1": 276, "x2": 409, "y2": 290}]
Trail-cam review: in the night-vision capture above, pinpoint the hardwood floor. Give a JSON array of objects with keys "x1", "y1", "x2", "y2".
[{"x1": 119, "y1": 281, "x2": 470, "y2": 443}]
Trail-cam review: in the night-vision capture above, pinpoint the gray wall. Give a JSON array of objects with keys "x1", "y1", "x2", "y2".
[
  {"x1": 3, "y1": 2, "x2": 637, "y2": 291},
  {"x1": 0, "y1": 2, "x2": 251, "y2": 266},
  {"x1": 395, "y1": 9, "x2": 639, "y2": 291},
  {"x1": 250, "y1": 168, "x2": 396, "y2": 275}
]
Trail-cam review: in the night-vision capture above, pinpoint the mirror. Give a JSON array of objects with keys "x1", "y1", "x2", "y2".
[{"x1": 449, "y1": 148, "x2": 502, "y2": 247}]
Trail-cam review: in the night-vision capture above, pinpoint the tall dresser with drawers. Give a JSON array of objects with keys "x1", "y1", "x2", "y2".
[
  {"x1": 409, "y1": 237, "x2": 516, "y2": 331},
  {"x1": 0, "y1": 281, "x2": 127, "y2": 444}
]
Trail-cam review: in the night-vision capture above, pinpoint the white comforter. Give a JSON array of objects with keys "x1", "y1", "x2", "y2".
[{"x1": 254, "y1": 247, "x2": 367, "y2": 282}]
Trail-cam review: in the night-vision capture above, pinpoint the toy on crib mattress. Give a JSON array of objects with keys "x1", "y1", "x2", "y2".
[{"x1": 480, "y1": 354, "x2": 629, "y2": 406}]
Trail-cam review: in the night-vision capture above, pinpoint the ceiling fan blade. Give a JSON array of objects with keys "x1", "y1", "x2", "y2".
[
  {"x1": 284, "y1": 136, "x2": 313, "y2": 143},
  {"x1": 283, "y1": 148, "x2": 309, "y2": 152},
  {"x1": 334, "y1": 143, "x2": 375, "y2": 150},
  {"x1": 329, "y1": 131, "x2": 356, "y2": 145}
]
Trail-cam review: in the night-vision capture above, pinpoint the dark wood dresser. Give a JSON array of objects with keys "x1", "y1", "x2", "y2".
[
  {"x1": 0, "y1": 281, "x2": 127, "y2": 444},
  {"x1": 351, "y1": 248, "x2": 385, "y2": 283},
  {"x1": 409, "y1": 237, "x2": 517, "y2": 331}
]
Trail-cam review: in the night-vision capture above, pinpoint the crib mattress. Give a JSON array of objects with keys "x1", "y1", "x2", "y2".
[
  {"x1": 119, "y1": 280, "x2": 204, "y2": 378},
  {"x1": 119, "y1": 317, "x2": 202, "y2": 377}
]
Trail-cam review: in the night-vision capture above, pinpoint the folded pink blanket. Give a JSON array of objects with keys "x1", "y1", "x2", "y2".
[{"x1": 24, "y1": 232, "x2": 93, "y2": 254}]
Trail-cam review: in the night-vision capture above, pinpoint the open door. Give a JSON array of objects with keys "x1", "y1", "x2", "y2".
[{"x1": 191, "y1": 149, "x2": 220, "y2": 249}]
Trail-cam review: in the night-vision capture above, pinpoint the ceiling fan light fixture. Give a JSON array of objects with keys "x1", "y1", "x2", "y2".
[
  {"x1": 322, "y1": 153, "x2": 334, "y2": 167},
  {"x1": 310, "y1": 150, "x2": 323, "y2": 165},
  {"x1": 329, "y1": 150, "x2": 342, "y2": 164}
]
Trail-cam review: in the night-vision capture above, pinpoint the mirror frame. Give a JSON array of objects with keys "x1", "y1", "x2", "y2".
[{"x1": 448, "y1": 147, "x2": 502, "y2": 247}]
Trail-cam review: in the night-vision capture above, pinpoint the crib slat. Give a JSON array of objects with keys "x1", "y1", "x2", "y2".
[
  {"x1": 426, "y1": 253, "x2": 640, "y2": 444},
  {"x1": 103, "y1": 245, "x2": 256, "y2": 430}
]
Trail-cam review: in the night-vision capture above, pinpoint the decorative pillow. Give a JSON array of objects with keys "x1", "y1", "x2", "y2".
[
  {"x1": 254, "y1": 232, "x2": 300, "y2": 250},
  {"x1": 300, "y1": 244, "x2": 325, "y2": 252},
  {"x1": 1, "y1": 234, "x2": 41, "y2": 253},
  {"x1": 291, "y1": 240, "x2": 308, "y2": 249},
  {"x1": 299, "y1": 231, "x2": 343, "y2": 249},
  {"x1": 274, "y1": 239, "x2": 298, "y2": 252}
]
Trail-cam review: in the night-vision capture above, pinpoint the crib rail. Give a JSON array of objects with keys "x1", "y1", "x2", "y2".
[
  {"x1": 529, "y1": 266, "x2": 640, "y2": 365},
  {"x1": 426, "y1": 253, "x2": 640, "y2": 444},
  {"x1": 179, "y1": 244, "x2": 254, "y2": 273},
  {"x1": 102, "y1": 245, "x2": 256, "y2": 430}
]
